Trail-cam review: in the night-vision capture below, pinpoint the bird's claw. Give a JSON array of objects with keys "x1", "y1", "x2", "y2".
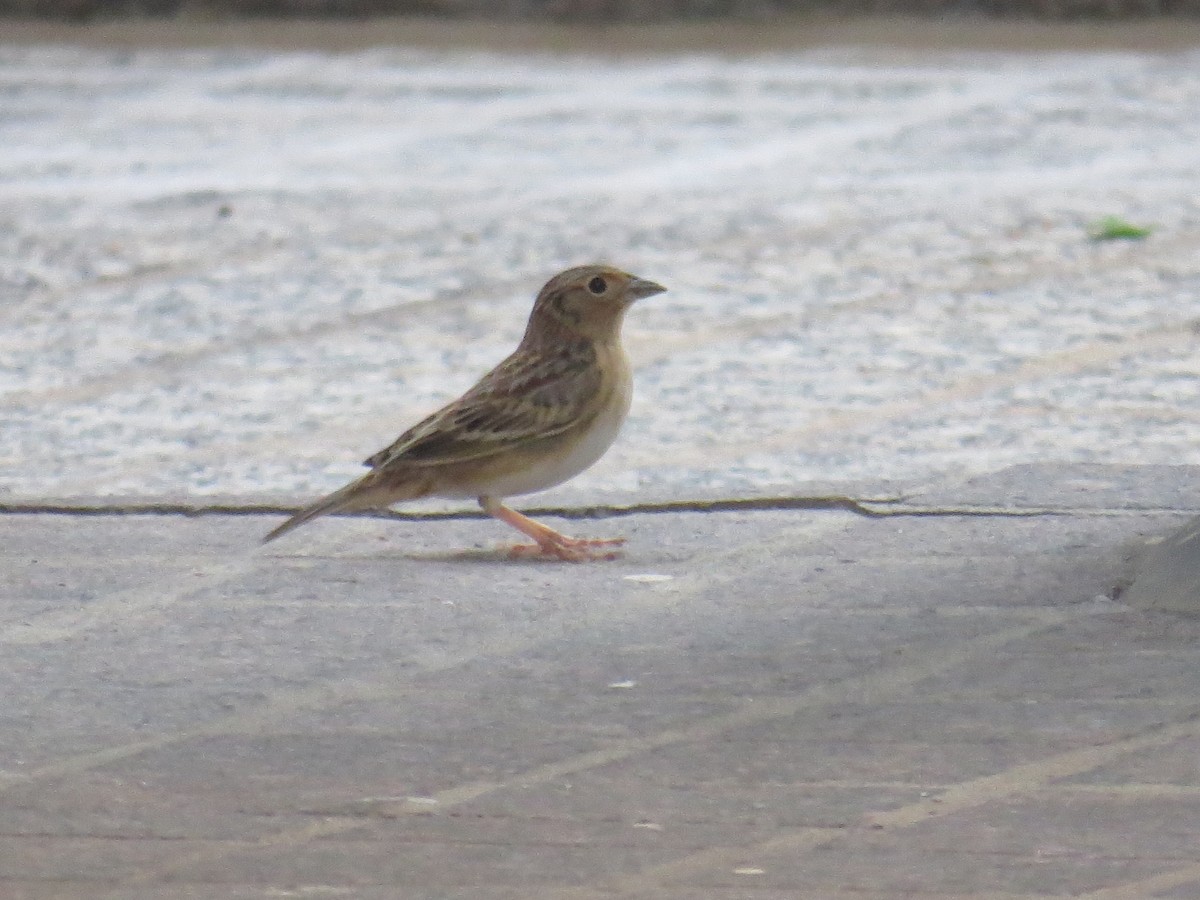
[{"x1": 506, "y1": 534, "x2": 626, "y2": 562}]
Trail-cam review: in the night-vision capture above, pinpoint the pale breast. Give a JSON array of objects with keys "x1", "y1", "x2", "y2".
[{"x1": 436, "y1": 348, "x2": 633, "y2": 500}]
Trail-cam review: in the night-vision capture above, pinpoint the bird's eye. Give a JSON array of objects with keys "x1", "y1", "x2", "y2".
[{"x1": 587, "y1": 276, "x2": 607, "y2": 295}]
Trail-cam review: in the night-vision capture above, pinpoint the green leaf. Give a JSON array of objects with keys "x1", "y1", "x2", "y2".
[{"x1": 1088, "y1": 216, "x2": 1153, "y2": 241}]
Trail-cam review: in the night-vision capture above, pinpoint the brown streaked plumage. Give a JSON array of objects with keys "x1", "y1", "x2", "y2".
[{"x1": 262, "y1": 265, "x2": 666, "y2": 561}]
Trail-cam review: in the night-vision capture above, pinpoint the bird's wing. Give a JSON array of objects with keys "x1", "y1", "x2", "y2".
[{"x1": 363, "y1": 344, "x2": 603, "y2": 470}]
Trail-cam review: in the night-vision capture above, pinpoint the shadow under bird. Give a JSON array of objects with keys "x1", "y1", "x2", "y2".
[{"x1": 262, "y1": 264, "x2": 666, "y2": 561}]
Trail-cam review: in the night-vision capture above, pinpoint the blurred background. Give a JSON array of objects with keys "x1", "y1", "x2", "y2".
[{"x1": 2, "y1": 3, "x2": 1199, "y2": 509}]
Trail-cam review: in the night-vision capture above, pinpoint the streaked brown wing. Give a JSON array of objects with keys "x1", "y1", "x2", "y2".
[{"x1": 363, "y1": 343, "x2": 601, "y2": 470}]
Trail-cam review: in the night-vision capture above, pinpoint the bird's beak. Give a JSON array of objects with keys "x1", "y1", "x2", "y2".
[{"x1": 626, "y1": 276, "x2": 667, "y2": 301}]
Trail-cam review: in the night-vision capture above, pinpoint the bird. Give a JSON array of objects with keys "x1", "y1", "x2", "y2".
[{"x1": 262, "y1": 264, "x2": 666, "y2": 561}]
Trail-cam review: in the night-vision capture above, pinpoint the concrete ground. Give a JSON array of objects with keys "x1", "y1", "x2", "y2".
[
  {"x1": 4, "y1": 465, "x2": 1200, "y2": 898},
  {"x1": 4, "y1": 17, "x2": 1200, "y2": 899}
]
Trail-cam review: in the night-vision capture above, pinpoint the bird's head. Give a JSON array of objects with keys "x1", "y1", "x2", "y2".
[{"x1": 523, "y1": 264, "x2": 666, "y2": 345}]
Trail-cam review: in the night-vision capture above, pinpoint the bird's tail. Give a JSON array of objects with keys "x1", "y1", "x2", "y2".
[{"x1": 261, "y1": 472, "x2": 418, "y2": 544}]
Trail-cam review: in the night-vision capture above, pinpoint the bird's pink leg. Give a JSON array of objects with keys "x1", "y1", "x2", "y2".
[{"x1": 480, "y1": 497, "x2": 625, "y2": 562}]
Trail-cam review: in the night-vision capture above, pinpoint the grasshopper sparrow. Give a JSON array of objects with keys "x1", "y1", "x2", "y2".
[{"x1": 263, "y1": 264, "x2": 666, "y2": 561}]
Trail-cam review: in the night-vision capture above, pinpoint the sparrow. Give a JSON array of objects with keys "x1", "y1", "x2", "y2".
[{"x1": 262, "y1": 264, "x2": 666, "y2": 561}]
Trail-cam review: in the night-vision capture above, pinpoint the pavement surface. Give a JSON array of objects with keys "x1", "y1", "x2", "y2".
[
  {"x1": 4, "y1": 17, "x2": 1200, "y2": 899},
  {"x1": 4, "y1": 464, "x2": 1200, "y2": 899}
]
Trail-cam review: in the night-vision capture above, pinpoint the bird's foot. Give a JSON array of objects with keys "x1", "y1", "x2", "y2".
[{"x1": 506, "y1": 534, "x2": 626, "y2": 562}]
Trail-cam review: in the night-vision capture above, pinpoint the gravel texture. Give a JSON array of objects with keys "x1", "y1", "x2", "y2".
[{"x1": 2, "y1": 24, "x2": 1200, "y2": 507}]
